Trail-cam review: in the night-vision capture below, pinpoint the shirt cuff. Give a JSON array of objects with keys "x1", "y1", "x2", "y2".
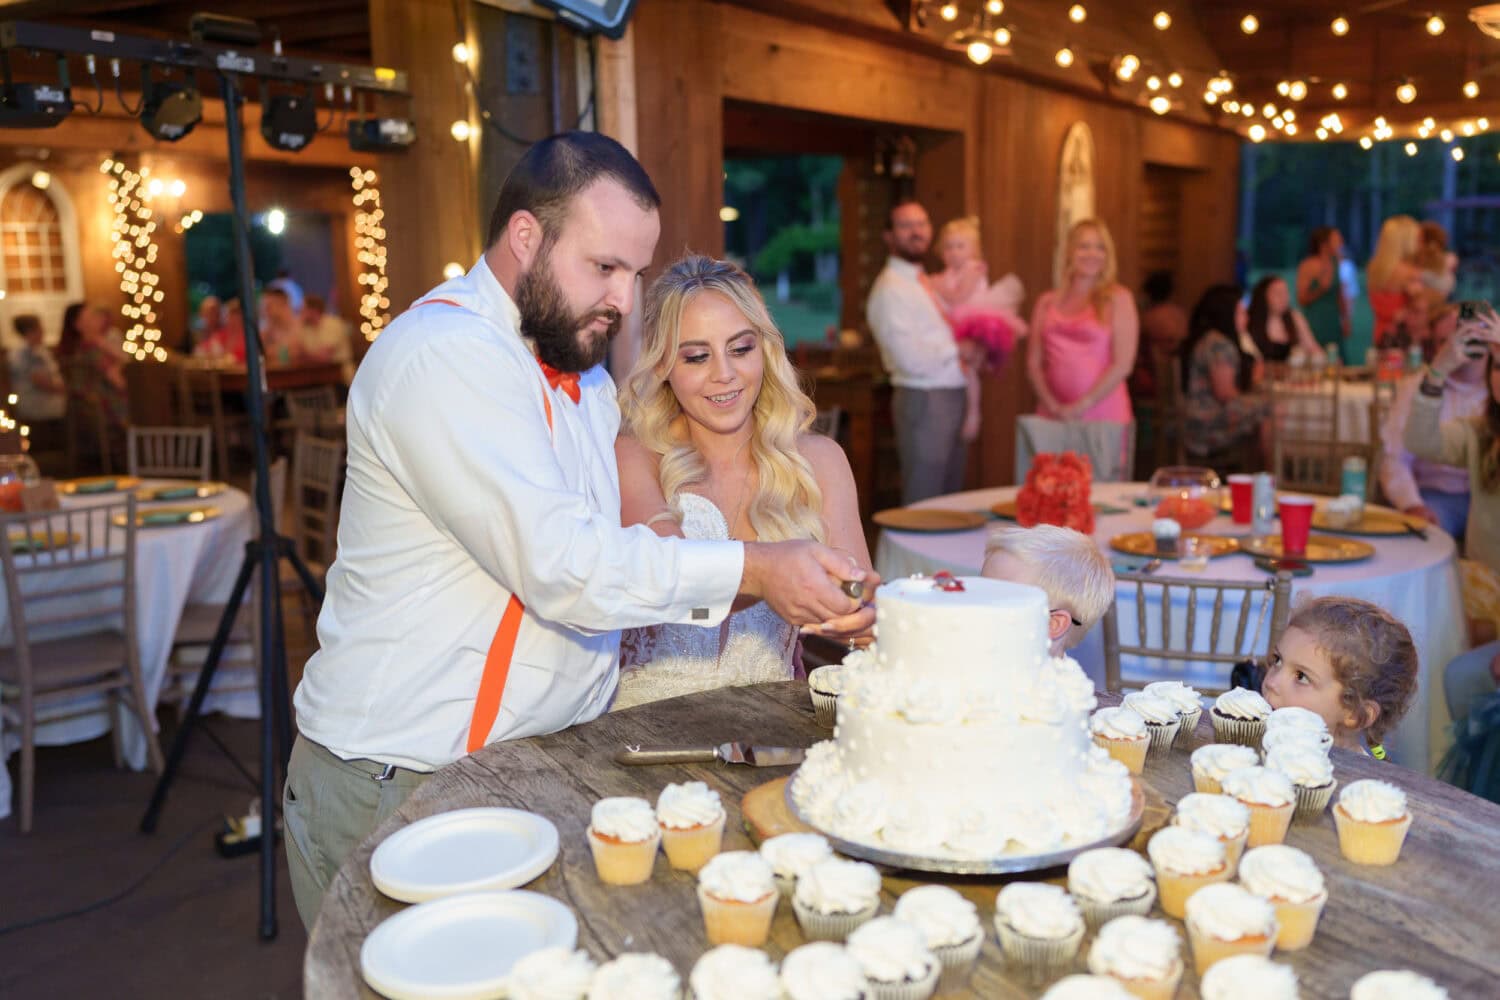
[{"x1": 666, "y1": 539, "x2": 745, "y2": 626}]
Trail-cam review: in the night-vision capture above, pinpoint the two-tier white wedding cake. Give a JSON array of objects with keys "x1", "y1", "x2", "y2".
[{"x1": 790, "y1": 575, "x2": 1135, "y2": 860}]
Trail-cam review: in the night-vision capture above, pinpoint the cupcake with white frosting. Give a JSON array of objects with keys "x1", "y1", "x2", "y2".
[
  {"x1": 1151, "y1": 517, "x2": 1181, "y2": 556},
  {"x1": 1350, "y1": 969, "x2": 1450, "y2": 999},
  {"x1": 656, "y1": 781, "x2": 726, "y2": 872},
  {"x1": 1143, "y1": 680, "x2": 1203, "y2": 747},
  {"x1": 1172, "y1": 793, "x2": 1251, "y2": 870},
  {"x1": 892, "y1": 885, "x2": 983, "y2": 993},
  {"x1": 586, "y1": 797, "x2": 660, "y2": 886},
  {"x1": 793, "y1": 856, "x2": 883, "y2": 941},
  {"x1": 1263, "y1": 706, "x2": 1333, "y2": 751},
  {"x1": 507, "y1": 947, "x2": 596, "y2": 1000},
  {"x1": 586, "y1": 953, "x2": 680, "y2": 1000},
  {"x1": 1146, "y1": 826, "x2": 1231, "y2": 919},
  {"x1": 1333, "y1": 779, "x2": 1413, "y2": 865},
  {"x1": 1066, "y1": 847, "x2": 1157, "y2": 928},
  {"x1": 696, "y1": 851, "x2": 778, "y2": 947},
  {"x1": 1090, "y1": 706, "x2": 1149, "y2": 775},
  {"x1": 1198, "y1": 954, "x2": 1299, "y2": 1000},
  {"x1": 688, "y1": 944, "x2": 780, "y2": 1000},
  {"x1": 1086, "y1": 915, "x2": 1184, "y2": 1000},
  {"x1": 759, "y1": 832, "x2": 832, "y2": 898},
  {"x1": 992, "y1": 882, "x2": 1086, "y2": 976},
  {"x1": 846, "y1": 916, "x2": 940, "y2": 1000},
  {"x1": 1182, "y1": 883, "x2": 1279, "y2": 976},
  {"x1": 1040, "y1": 975, "x2": 1135, "y2": 999},
  {"x1": 1122, "y1": 691, "x2": 1182, "y2": 755},
  {"x1": 1237, "y1": 844, "x2": 1327, "y2": 950},
  {"x1": 1220, "y1": 766, "x2": 1296, "y2": 847},
  {"x1": 810, "y1": 646, "x2": 873, "y2": 727},
  {"x1": 780, "y1": 942, "x2": 870, "y2": 1000},
  {"x1": 1210, "y1": 688, "x2": 1273, "y2": 747},
  {"x1": 1189, "y1": 743, "x2": 1259, "y2": 795},
  {"x1": 1264, "y1": 742, "x2": 1337, "y2": 821}
]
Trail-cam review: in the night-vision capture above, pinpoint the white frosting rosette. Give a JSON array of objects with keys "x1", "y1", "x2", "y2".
[
  {"x1": 1090, "y1": 705, "x2": 1147, "y2": 740},
  {"x1": 993, "y1": 883, "x2": 1086, "y2": 973},
  {"x1": 1047, "y1": 655, "x2": 1099, "y2": 714},
  {"x1": 1086, "y1": 914, "x2": 1183, "y2": 988},
  {"x1": 688, "y1": 945, "x2": 780, "y2": 1000},
  {"x1": 1173, "y1": 793, "x2": 1251, "y2": 841},
  {"x1": 1147, "y1": 826, "x2": 1227, "y2": 877},
  {"x1": 1265, "y1": 743, "x2": 1338, "y2": 820},
  {"x1": 589, "y1": 797, "x2": 658, "y2": 843},
  {"x1": 893, "y1": 885, "x2": 983, "y2": 992},
  {"x1": 1040, "y1": 975, "x2": 1135, "y2": 999},
  {"x1": 793, "y1": 857, "x2": 882, "y2": 941},
  {"x1": 1183, "y1": 883, "x2": 1278, "y2": 943},
  {"x1": 759, "y1": 832, "x2": 832, "y2": 896},
  {"x1": 846, "y1": 916, "x2": 939, "y2": 997},
  {"x1": 1350, "y1": 970, "x2": 1450, "y2": 1000},
  {"x1": 507, "y1": 947, "x2": 596, "y2": 1000},
  {"x1": 1238, "y1": 845, "x2": 1325, "y2": 904},
  {"x1": 1211, "y1": 689, "x2": 1272, "y2": 747},
  {"x1": 1198, "y1": 954, "x2": 1299, "y2": 999},
  {"x1": 586, "y1": 953, "x2": 680, "y2": 1000},
  {"x1": 1068, "y1": 847, "x2": 1157, "y2": 927},
  {"x1": 1122, "y1": 691, "x2": 1182, "y2": 753},
  {"x1": 697, "y1": 850, "x2": 774, "y2": 903},
  {"x1": 1143, "y1": 680, "x2": 1203, "y2": 746},
  {"x1": 1338, "y1": 779, "x2": 1408, "y2": 822},
  {"x1": 1263, "y1": 705, "x2": 1330, "y2": 738},
  {"x1": 779, "y1": 943, "x2": 869, "y2": 1000},
  {"x1": 656, "y1": 781, "x2": 724, "y2": 830},
  {"x1": 1221, "y1": 766, "x2": 1295, "y2": 808},
  {"x1": 1190, "y1": 744, "x2": 1259, "y2": 793}
]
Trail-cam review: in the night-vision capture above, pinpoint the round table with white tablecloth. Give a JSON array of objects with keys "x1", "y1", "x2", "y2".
[
  {"x1": 874, "y1": 481, "x2": 1466, "y2": 775},
  {"x1": 0, "y1": 482, "x2": 256, "y2": 822}
]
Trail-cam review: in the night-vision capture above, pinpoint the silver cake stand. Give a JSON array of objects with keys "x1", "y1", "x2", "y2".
[{"x1": 785, "y1": 778, "x2": 1145, "y2": 876}]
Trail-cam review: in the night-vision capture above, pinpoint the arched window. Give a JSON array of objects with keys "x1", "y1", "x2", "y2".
[{"x1": 0, "y1": 164, "x2": 84, "y2": 343}]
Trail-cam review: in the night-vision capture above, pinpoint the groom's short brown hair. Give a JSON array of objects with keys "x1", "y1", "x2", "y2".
[{"x1": 486, "y1": 131, "x2": 660, "y2": 247}]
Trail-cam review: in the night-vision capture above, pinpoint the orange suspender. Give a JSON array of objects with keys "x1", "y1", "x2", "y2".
[{"x1": 413, "y1": 297, "x2": 548, "y2": 753}]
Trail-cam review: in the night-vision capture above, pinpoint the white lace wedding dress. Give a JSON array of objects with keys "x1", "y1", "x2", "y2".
[{"x1": 614, "y1": 493, "x2": 799, "y2": 710}]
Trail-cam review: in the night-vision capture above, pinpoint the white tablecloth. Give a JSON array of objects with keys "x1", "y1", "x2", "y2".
[
  {"x1": 875, "y1": 482, "x2": 1467, "y2": 775},
  {"x1": 1339, "y1": 380, "x2": 1377, "y2": 444},
  {"x1": 0, "y1": 483, "x2": 257, "y2": 821}
]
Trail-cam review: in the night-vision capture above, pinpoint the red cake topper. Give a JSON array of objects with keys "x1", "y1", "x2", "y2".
[{"x1": 931, "y1": 571, "x2": 966, "y2": 592}]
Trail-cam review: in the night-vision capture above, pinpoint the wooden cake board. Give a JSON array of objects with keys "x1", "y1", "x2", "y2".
[{"x1": 742, "y1": 777, "x2": 1172, "y2": 907}]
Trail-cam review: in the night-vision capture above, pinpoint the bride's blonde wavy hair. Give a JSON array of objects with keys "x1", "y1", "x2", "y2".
[{"x1": 619, "y1": 255, "x2": 825, "y2": 543}]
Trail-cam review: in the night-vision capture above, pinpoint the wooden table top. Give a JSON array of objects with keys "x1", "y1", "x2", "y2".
[{"x1": 305, "y1": 683, "x2": 1500, "y2": 999}]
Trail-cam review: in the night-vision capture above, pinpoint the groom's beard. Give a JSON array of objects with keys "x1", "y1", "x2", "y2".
[{"x1": 515, "y1": 244, "x2": 621, "y2": 373}]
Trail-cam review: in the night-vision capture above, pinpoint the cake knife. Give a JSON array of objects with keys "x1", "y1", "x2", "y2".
[{"x1": 614, "y1": 742, "x2": 805, "y2": 767}]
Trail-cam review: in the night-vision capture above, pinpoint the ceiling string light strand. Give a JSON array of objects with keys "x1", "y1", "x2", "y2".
[
  {"x1": 101, "y1": 157, "x2": 168, "y2": 363},
  {"x1": 350, "y1": 167, "x2": 390, "y2": 342}
]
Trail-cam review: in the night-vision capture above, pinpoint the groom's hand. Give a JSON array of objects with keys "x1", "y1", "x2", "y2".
[{"x1": 742, "y1": 540, "x2": 867, "y2": 626}]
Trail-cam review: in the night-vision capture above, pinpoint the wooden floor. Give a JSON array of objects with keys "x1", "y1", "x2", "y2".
[{"x1": 0, "y1": 618, "x2": 317, "y2": 999}]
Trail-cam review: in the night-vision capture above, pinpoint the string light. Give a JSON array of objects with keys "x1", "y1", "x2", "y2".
[
  {"x1": 1153, "y1": 10, "x2": 1171, "y2": 30},
  {"x1": 993, "y1": 26, "x2": 1011, "y2": 46},
  {"x1": 1422, "y1": 116, "x2": 1436, "y2": 130},
  {"x1": 442, "y1": 262, "x2": 464, "y2": 280},
  {"x1": 1055, "y1": 46, "x2": 1074, "y2": 68},
  {"x1": 1359, "y1": 136, "x2": 1374, "y2": 149},
  {"x1": 1283, "y1": 122, "x2": 1297, "y2": 135},
  {"x1": 1240, "y1": 14, "x2": 1258, "y2": 34},
  {"x1": 939, "y1": 2, "x2": 958, "y2": 21},
  {"x1": 1068, "y1": 4, "x2": 1086, "y2": 24},
  {"x1": 1331, "y1": 16, "x2": 1349, "y2": 36},
  {"x1": 1464, "y1": 80, "x2": 1480, "y2": 99},
  {"x1": 1224, "y1": 99, "x2": 1241, "y2": 113},
  {"x1": 1396, "y1": 82, "x2": 1416, "y2": 104},
  {"x1": 1147, "y1": 75, "x2": 1162, "y2": 91},
  {"x1": 450, "y1": 119, "x2": 472, "y2": 142},
  {"x1": 1332, "y1": 82, "x2": 1348, "y2": 100},
  {"x1": 1462, "y1": 121, "x2": 1476, "y2": 137},
  {"x1": 350, "y1": 167, "x2": 390, "y2": 342},
  {"x1": 30, "y1": 170, "x2": 50, "y2": 190},
  {"x1": 1204, "y1": 89, "x2": 1219, "y2": 105},
  {"x1": 1451, "y1": 146, "x2": 1464, "y2": 161},
  {"x1": 1316, "y1": 127, "x2": 1329, "y2": 140},
  {"x1": 1241, "y1": 104, "x2": 1254, "y2": 118},
  {"x1": 100, "y1": 158, "x2": 166, "y2": 362},
  {"x1": 1288, "y1": 81, "x2": 1307, "y2": 101},
  {"x1": 1426, "y1": 15, "x2": 1444, "y2": 36},
  {"x1": 1440, "y1": 127, "x2": 1454, "y2": 142},
  {"x1": 1277, "y1": 80, "x2": 1290, "y2": 97},
  {"x1": 451, "y1": 42, "x2": 471, "y2": 64},
  {"x1": 1248, "y1": 123, "x2": 1266, "y2": 142},
  {"x1": 1150, "y1": 95, "x2": 1170, "y2": 115},
  {"x1": 1117, "y1": 54, "x2": 1139, "y2": 82},
  {"x1": 986, "y1": 1, "x2": 1004, "y2": 14},
  {"x1": 1262, "y1": 102, "x2": 1277, "y2": 118},
  {"x1": 1405, "y1": 142, "x2": 1418, "y2": 156},
  {"x1": 966, "y1": 39, "x2": 993, "y2": 64},
  {"x1": 1480, "y1": 118, "x2": 1490, "y2": 131},
  {"x1": 1168, "y1": 72, "x2": 1183, "y2": 88}
]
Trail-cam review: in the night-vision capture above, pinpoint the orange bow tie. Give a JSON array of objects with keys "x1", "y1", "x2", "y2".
[{"x1": 538, "y1": 362, "x2": 581, "y2": 404}]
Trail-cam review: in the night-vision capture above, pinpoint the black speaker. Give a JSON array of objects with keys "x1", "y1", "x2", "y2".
[
  {"x1": 261, "y1": 93, "x2": 317, "y2": 152},
  {"x1": 535, "y1": 0, "x2": 638, "y2": 40}
]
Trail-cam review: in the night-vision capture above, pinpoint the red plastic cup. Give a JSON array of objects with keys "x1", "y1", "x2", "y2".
[
  {"x1": 1228, "y1": 474, "x2": 1254, "y2": 525},
  {"x1": 1279, "y1": 495, "x2": 1316, "y2": 557}
]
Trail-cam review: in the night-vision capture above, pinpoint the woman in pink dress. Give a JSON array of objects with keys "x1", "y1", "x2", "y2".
[
  {"x1": 1027, "y1": 218, "x2": 1138, "y2": 424},
  {"x1": 1367, "y1": 215, "x2": 1422, "y2": 349}
]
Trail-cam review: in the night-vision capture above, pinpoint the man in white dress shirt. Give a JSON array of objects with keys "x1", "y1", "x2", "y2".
[
  {"x1": 284, "y1": 132, "x2": 872, "y2": 926},
  {"x1": 865, "y1": 199, "x2": 969, "y2": 503}
]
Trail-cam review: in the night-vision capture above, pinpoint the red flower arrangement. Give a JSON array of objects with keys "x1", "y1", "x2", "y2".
[{"x1": 1015, "y1": 452, "x2": 1095, "y2": 535}]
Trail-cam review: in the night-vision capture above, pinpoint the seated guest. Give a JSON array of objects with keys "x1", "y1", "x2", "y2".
[
  {"x1": 614, "y1": 255, "x2": 873, "y2": 709},
  {"x1": 57, "y1": 301, "x2": 127, "y2": 427},
  {"x1": 296, "y1": 294, "x2": 353, "y2": 371},
  {"x1": 194, "y1": 299, "x2": 247, "y2": 362},
  {"x1": 1262, "y1": 596, "x2": 1418, "y2": 759},
  {"x1": 1178, "y1": 284, "x2": 1269, "y2": 465},
  {"x1": 1380, "y1": 304, "x2": 1484, "y2": 542},
  {"x1": 1129, "y1": 270, "x2": 1188, "y2": 399},
  {"x1": 259, "y1": 287, "x2": 301, "y2": 362},
  {"x1": 1245, "y1": 275, "x2": 1321, "y2": 363},
  {"x1": 7, "y1": 314, "x2": 66, "y2": 421},
  {"x1": 191, "y1": 295, "x2": 222, "y2": 348},
  {"x1": 981, "y1": 524, "x2": 1114, "y2": 656}
]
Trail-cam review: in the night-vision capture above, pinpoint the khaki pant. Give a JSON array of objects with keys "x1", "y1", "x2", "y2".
[{"x1": 283, "y1": 735, "x2": 429, "y2": 929}]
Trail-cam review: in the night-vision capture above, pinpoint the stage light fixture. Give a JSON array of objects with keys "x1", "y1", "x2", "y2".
[
  {"x1": 348, "y1": 117, "x2": 416, "y2": 151},
  {"x1": 140, "y1": 79, "x2": 202, "y2": 141},
  {"x1": 0, "y1": 80, "x2": 71, "y2": 128},
  {"x1": 261, "y1": 93, "x2": 317, "y2": 152}
]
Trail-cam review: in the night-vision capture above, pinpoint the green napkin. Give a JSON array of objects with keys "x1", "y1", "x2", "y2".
[
  {"x1": 1095, "y1": 503, "x2": 1130, "y2": 515},
  {"x1": 142, "y1": 510, "x2": 192, "y2": 525},
  {"x1": 73, "y1": 479, "x2": 116, "y2": 494},
  {"x1": 151, "y1": 486, "x2": 201, "y2": 500}
]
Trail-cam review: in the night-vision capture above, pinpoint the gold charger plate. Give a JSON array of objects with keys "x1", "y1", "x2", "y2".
[
  {"x1": 136, "y1": 480, "x2": 228, "y2": 502},
  {"x1": 1311, "y1": 503, "x2": 1420, "y2": 537},
  {"x1": 59, "y1": 475, "x2": 142, "y2": 495},
  {"x1": 7, "y1": 530, "x2": 79, "y2": 553},
  {"x1": 1109, "y1": 532, "x2": 1240, "y2": 560},
  {"x1": 111, "y1": 505, "x2": 221, "y2": 528},
  {"x1": 991, "y1": 499, "x2": 1131, "y2": 520},
  {"x1": 872, "y1": 508, "x2": 989, "y2": 533},
  {"x1": 1239, "y1": 534, "x2": 1377, "y2": 563}
]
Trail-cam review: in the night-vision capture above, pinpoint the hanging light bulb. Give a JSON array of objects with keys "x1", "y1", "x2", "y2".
[
  {"x1": 1147, "y1": 76, "x2": 1162, "y2": 91},
  {"x1": 1272, "y1": 115, "x2": 1285, "y2": 129},
  {"x1": 1068, "y1": 4, "x2": 1086, "y2": 23},
  {"x1": 1055, "y1": 46, "x2": 1075, "y2": 68},
  {"x1": 1277, "y1": 80, "x2": 1291, "y2": 97},
  {"x1": 1283, "y1": 108, "x2": 1296, "y2": 122},
  {"x1": 1224, "y1": 99, "x2": 1241, "y2": 113},
  {"x1": 994, "y1": 27, "x2": 1011, "y2": 45},
  {"x1": 987, "y1": 1, "x2": 1004, "y2": 14},
  {"x1": 939, "y1": 2, "x2": 958, "y2": 21},
  {"x1": 1242, "y1": 104, "x2": 1254, "y2": 118},
  {"x1": 1284, "y1": 122, "x2": 1297, "y2": 135},
  {"x1": 1288, "y1": 80, "x2": 1307, "y2": 101},
  {"x1": 1462, "y1": 121, "x2": 1476, "y2": 136},
  {"x1": 1332, "y1": 82, "x2": 1348, "y2": 100},
  {"x1": 1263, "y1": 102, "x2": 1278, "y2": 118},
  {"x1": 1464, "y1": 80, "x2": 1480, "y2": 99},
  {"x1": 1249, "y1": 123, "x2": 1267, "y2": 142},
  {"x1": 451, "y1": 42, "x2": 471, "y2": 64},
  {"x1": 1452, "y1": 146, "x2": 1464, "y2": 161},
  {"x1": 1168, "y1": 72, "x2": 1183, "y2": 89},
  {"x1": 1316, "y1": 127, "x2": 1329, "y2": 140},
  {"x1": 1359, "y1": 136, "x2": 1374, "y2": 149},
  {"x1": 1479, "y1": 118, "x2": 1490, "y2": 131},
  {"x1": 1375, "y1": 116, "x2": 1388, "y2": 128},
  {"x1": 1332, "y1": 16, "x2": 1349, "y2": 36},
  {"x1": 1241, "y1": 14, "x2": 1259, "y2": 34},
  {"x1": 1396, "y1": 82, "x2": 1417, "y2": 104},
  {"x1": 450, "y1": 119, "x2": 473, "y2": 141},
  {"x1": 1150, "y1": 95, "x2": 1171, "y2": 115},
  {"x1": 967, "y1": 39, "x2": 993, "y2": 65},
  {"x1": 443, "y1": 262, "x2": 465, "y2": 280},
  {"x1": 30, "y1": 170, "x2": 50, "y2": 190},
  {"x1": 1154, "y1": 10, "x2": 1172, "y2": 30},
  {"x1": 1204, "y1": 90, "x2": 1219, "y2": 105},
  {"x1": 1426, "y1": 15, "x2": 1444, "y2": 35},
  {"x1": 1440, "y1": 127, "x2": 1454, "y2": 142}
]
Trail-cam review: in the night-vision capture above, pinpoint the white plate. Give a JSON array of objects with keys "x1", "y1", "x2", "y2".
[
  {"x1": 370, "y1": 807, "x2": 560, "y2": 903},
  {"x1": 359, "y1": 890, "x2": 577, "y2": 1000}
]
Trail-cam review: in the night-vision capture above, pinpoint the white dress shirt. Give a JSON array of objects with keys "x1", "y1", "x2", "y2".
[
  {"x1": 1380, "y1": 371, "x2": 1487, "y2": 510},
  {"x1": 293, "y1": 259, "x2": 744, "y2": 771},
  {"x1": 865, "y1": 256, "x2": 966, "y2": 390}
]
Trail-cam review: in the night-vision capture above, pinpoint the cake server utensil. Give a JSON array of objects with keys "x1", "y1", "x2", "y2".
[{"x1": 614, "y1": 742, "x2": 805, "y2": 767}]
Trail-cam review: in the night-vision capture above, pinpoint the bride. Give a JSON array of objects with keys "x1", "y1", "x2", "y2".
[{"x1": 613, "y1": 255, "x2": 874, "y2": 710}]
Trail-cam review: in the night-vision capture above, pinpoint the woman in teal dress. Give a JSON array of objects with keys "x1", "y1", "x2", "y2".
[{"x1": 1297, "y1": 227, "x2": 1349, "y2": 359}]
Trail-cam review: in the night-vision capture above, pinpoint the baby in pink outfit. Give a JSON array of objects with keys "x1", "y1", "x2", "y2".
[{"x1": 929, "y1": 216, "x2": 1027, "y2": 440}]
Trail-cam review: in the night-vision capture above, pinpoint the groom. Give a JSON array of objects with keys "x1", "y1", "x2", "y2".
[{"x1": 284, "y1": 131, "x2": 875, "y2": 926}]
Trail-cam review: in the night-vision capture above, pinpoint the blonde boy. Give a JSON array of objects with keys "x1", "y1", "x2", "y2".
[{"x1": 981, "y1": 524, "x2": 1115, "y2": 655}]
